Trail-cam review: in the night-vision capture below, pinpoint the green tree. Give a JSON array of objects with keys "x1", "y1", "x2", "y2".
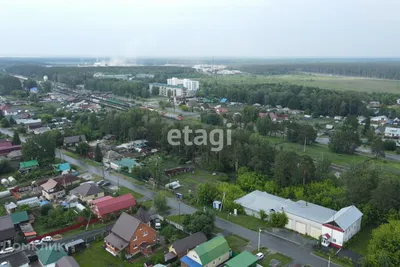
[
  {"x1": 259, "y1": 209, "x2": 267, "y2": 221},
  {"x1": 76, "y1": 142, "x2": 90, "y2": 157},
  {"x1": 273, "y1": 151, "x2": 301, "y2": 187},
  {"x1": 383, "y1": 140, "x2": 397, "y2": 151},
  {"x1": 22, "y1": 131, "x2": 56, "y2": 165},
  {"x1": 269, "y1": 212, "x2": 289, "y2": 228},
  {"x1": 146, "y1": 156, "x2": 165, "y2": 187},
  {"x1": 41, "y1": 81, "x2": 52, "y2": 93},
  {"x1": 362, "y1": 117, "x2": 371, "y2": 136},
  {"x1": 182, "y1": 210, "x2": 215, "y2": 238},
  {"x1": 12, "y1": 131, "x2": 21, "y2": 145},
  {"x1": 131, "y1": 166, "x2": 151, "y2": 180},
  {"x1": 153, "y1": 192, "x2": 168, "y2": 212},
  {"x1": 370, "y1": 177, "x2": 400, "y2": 222},
  {"x1": 94, "y1": 144, "x2": 103, "y2": 162},
  {"x1": 329, "y1": 129, "x2": 361, "y2": 154},
  {"x1": 236, "y1": 168, "x2": 264, "y2": 192},
  {"x1": 365, "y1": 220, "x2": 400, "y2": 267},
  {"x1": 0, "y1": 118, "x2": 10, "y2": 127},
  {"x1": 197, "y1": 183, "x2": 219, "y2": 206},
  {"x1": 41, "y1": 203, "x2": 53, "y2": 216},
  {"x1": 371, "y1": 137, "x2": 385, "y2": 158},
  {"x1": 15, "y1": 204, "x2": 30, "y2": 212},
  {"x1": 0, "y1": 160, "x2": 14, "y2": 174}
]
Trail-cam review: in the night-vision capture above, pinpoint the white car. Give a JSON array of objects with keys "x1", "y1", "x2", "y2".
[
  {"x1": 0, "y1": 247, "x2": 14, "y2": 255},
  {"x1": 41, "y1": 236, "x2": 53, "y2": 242},
  {"x1": 256, "y1": 252, "x2": 264, "y2": 260},
  {"x1": 29, "y1": 240, "x2": 42, "y2": 246}
]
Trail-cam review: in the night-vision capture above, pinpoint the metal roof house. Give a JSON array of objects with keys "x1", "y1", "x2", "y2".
[
  {"x1": 180, "y1": 236, "x2": 231, "y2": 267},
  {"x1": 235, "y1": 190, "x2": 362, "y2": 247},
  {"x1": 225, "y1": 251, "x2": 258, "y2": 267},
  {"x1": 19, "y1": 160, "x2": 39, "y2": 172}
]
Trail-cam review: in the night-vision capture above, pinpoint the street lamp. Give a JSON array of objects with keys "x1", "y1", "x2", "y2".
[{"x1": 258, "y1": 228, "x2": 262, "y2": 252}]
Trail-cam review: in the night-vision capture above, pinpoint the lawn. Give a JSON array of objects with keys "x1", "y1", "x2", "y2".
[
  {"x1": 200, "y1": 73, "x2": 400, "y2": 94},
  {"x1": 167, "y1": 215, "x2": 184, "y2": 224},
  {"x1": 171, "y1": 169, "x2": 229, "y2": 193},
  {"x1": 346, "y1": 225, "x2": 374, "y2": 256},
  {"x1": 262, "y1": 252, "x2": 293, "y2": 267},
  {"x1": 74, "y1": 241, "x2": 166, "y2": 267},
  {"x1": 117, "y1": 186, "x2": 144, "y2": 200},
  {"x1": 217, "y1": 210, "x2": 267, "y2": 232},
  {"x1": 225, "y1": 234, "x2": 249, "y2": 252}
]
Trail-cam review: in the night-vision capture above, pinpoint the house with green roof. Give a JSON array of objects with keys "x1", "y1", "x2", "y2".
[
  {"x1": 19, "y1": 160, "x2": 39, "y2": 172},
  {"x1": 224, "y1": 251, "x2": 258, "y2": 267},
  {"x1": 10, "y1": 211, "x2": 29, "y2": 225},
  {"x1": 37, "y1": 247, "x2": 67, "y2": 267},
  {"x1": 180, "y1": 236, "x2": 231, "y2": 267}
]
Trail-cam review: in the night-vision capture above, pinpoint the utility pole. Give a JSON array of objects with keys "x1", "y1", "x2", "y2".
[
  {"x1": 258, "y1": 228, "x2": 261, "y2": 252},
  {"x1": 85, "y1": 211, "x2": 92, "y2": 231},
  {"x1": 328, "y1": 255, "x2": 331, "y2": 267}
]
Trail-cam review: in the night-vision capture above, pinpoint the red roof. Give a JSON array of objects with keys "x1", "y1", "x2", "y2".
[
  {"x1": 0, "y1": 140, "x2": 12, "y2": 148},
  {"x1": 0, "y1": 104, "x2": 9, "y2": 111},
  {"x1": 91, "y1": 196, "x2": 113, "y2": 205},
  {"x1": 94, "y1": 194, "x2": 136, "y2": 217},
  {"x1": 323, "y1": 233, "x2": 331, "y2": 238},
  {"x1": 0, "y1": 145, "x2": 21, "y2": 155}
]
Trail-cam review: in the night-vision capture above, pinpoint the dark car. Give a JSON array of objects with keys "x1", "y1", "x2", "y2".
[{"x1": 102, "y1": 181, "x2": 111, "y2": 187}]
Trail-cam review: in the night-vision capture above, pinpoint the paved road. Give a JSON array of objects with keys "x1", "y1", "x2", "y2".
[
  {"x1": 316, "y1": 137, "x2": 400, "y2": 161},
  {"x1": 0, "y1": 128, "x2": 339, "y2": 266}
]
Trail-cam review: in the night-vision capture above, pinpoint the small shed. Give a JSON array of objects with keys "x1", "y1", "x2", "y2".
[{"x1": 213, "y1": 200, "x2": 222, "y2": 210}]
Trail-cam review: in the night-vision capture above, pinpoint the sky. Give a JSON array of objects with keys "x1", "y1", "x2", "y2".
[{"x1": 0, "y1": 0, "x2": 399, "y2": 58}]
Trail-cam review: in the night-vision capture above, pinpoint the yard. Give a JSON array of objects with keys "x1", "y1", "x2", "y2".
[
  {"x1": 116, "y1": 186, "x2": 144, "y2": 200},
  {"x1": 346, "y1": 225, "x2": 374, "y2": 256},
  {"x1": 74, "y1": 241, "x2": 166, "y2": 267},
  {"x1": 253, "y1": 247, "x2": 293, "y2": 267},
  {"x1": 225, "y1": 234, "x2": 249, "y2": 252}
]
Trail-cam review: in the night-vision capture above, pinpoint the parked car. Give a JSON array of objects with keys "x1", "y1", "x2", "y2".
[
  {"x1": 41, "y1": 236, "x2": 53, "y2": 242},
  {"x1": 0, "y1": 247, "x2": 14, "y2": 255},
  {"x1": 102, "y1": 181, "x2": 111, "y2": 187},
  {"x1": 256, "y1": 252, "x2": 264, "y2": 260},
  {"x1": 29, "y1": 240, "x2": 43, "y2": 246},
  {"x1": 97, "y1": 180, "x2": 105, "y2": 186},
  {"x1": 155, "y1": 219, "x2": 161, "y2": 230}
]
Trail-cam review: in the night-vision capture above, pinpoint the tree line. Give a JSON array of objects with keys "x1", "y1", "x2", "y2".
[{"x1": 237, "y1": 61, "x2": 400, "y2": 80}]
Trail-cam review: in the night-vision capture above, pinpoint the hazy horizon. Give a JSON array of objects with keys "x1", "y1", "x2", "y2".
[{"x1": 1, "y1": 0, "x2": 399, "y2": 58}]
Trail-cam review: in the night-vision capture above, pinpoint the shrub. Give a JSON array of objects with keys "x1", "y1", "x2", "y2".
[
  {"x1": 383, "y1": 140, "x2": 397, "y2": 151},
  {"x1": 259, "y1": 209, "x2": 267, "y2": 221},
  {"x1": 269, "y1": 212, "x2": 288, "y2": 228}
]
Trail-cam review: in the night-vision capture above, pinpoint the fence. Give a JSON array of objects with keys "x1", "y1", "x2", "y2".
[{"x1": 27, "y1": 218, "x2": 99, "y2": 242}]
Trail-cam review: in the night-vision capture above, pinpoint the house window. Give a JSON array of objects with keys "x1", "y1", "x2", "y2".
[
  {"x1": 143, "y1": 231, "x2": 148, "y2": 237},
  {"x1": 133, "y1": 244, "x2": 137, "y2": 249},
  {"x1": 153, "y1": 236, "x2": 156, "y2": 241},
  {"x1": 333, "y1": 238, "x2": 336, "y2": 242},
  {"x1": 133, "y1": 236, "x2": 137, "y2": 241}
]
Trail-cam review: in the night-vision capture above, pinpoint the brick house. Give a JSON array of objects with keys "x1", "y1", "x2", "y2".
[
  {"x1": 104, "y1": 212, "x2": 157, "y2": 257},
  {"x1": 91, "y1": 194, "x2": 136, "y2": 219}
]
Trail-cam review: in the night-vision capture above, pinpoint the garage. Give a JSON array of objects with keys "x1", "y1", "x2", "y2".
[
  {"x1": 295, "y1": 222, "x2": 306, "y2": 235},
  {"x1": 310, "y1": 227, "x2": 321, "y2": 239}
]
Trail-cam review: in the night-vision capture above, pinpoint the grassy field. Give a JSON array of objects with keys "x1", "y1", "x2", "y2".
[
  {"x1": 253, "y1": 247, "x2": 293, "y2": 267},
  {"x1": 170, "y1": 169, "x2": 229, "y2": 193},
  {"x1": 117, "y1": 186, "x2": 144, "y2": 200},
  {"x1": 225, "y1": 234, "x2": 249, "y2": 252},
  {"x1": 74, "y1": 240, "x2": 165, "y2": 267},
  {"x1": 346, "y1": 225, "x2": 374, "y2": 256},
  {"x1": 201, "y1": 73, "x2": 400, "y2": 93}
]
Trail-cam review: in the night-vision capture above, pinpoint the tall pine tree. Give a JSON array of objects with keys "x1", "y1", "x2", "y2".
[
  {"x1": 12, "y1": 131, "x2": 21, "y2": 145},
  {"x1": 94, "y1": 144, "x2": 103, "y2": 162}
]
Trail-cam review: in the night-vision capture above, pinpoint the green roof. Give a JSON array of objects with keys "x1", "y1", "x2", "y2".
[
  {"x1": 118, "y1": 158, "x2": 140, "y2": 169},
  {"x1": 37, "y1": 247, "x2": 67, "y2": 265},
  {"x1": 10, "y1": 211, "x2": 29, "y2": 225},
  {"x1": 19, "y1": 160, "x2": 39, "y2": 169},
  {"x1": 193, "y1": 236, "x2": 230, "y2": 265},
  {"x1": 225, "y1": 251, "x2": 258, "y2": 267}
]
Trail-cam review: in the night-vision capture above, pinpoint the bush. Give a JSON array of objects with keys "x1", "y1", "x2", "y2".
[
  {"x1": 259, "y1": 209, "x2": 267, "y2": 221},
  {"x1": 269, "y1": 212, "x2": 289, "y2": 228},
  {"x1": 383, "y1": 140, "x2": 397, "y2": 151}
]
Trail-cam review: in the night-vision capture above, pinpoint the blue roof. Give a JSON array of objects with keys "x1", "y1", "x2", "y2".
[
  {"x1": 118, "y1": 158, "x2": 140, "y2": 169},
  {"x1": 56, "y1": 163, "x2": 71, "y2": 172},
  {"x1": 40, "y1": 200, "x2": 50, "y2": 206},
  {"x1": 220, "y1": 98, "x2": 228, "y2": 103},
  {"x1": 180, "y1": 256, "x2": 203, "y2": 267},
  {"x1": 30, "y1": 87, "x2": 38, "y2": 92}
]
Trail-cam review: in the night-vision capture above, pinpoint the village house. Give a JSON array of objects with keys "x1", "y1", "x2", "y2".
[
  {"x1": 104, "y1": 212, "x2": 157, "y2": 257},
  {"x1": 91, "y1": 194, "x2": 136, "y2": 219},
  {"x1": 55, "y1": 256, "x2": 80, "y2": 267},
  {"x1": 164, "y1": 232, "x2": 207, "y2": 262},
  {"x1": 110, "y1": 158, "x2": 141, "y2": 172},
  {"x1": 19, "y1": 160, "x2": 39, "y2": 172},
  {"x1": 41, "y1": 179, "x2": 66, "y2": 201},
  {"x1": 371, "y1": 115, "x2": 388, "y2": 125},
  {"x1": 180, "y1": 236, "x2": 231, "y2": 267},
  {"x1": 224, "y1": 251, "x2": 258, "y2": 267},
  {"x1": 37, "y1": 247, "x2": 68, "y2": 267},
  {"x1": 384, "y1": 127, "x2": 400, "y2": 138},
  {"x1": 71, "y1": 183, "x2": 104, "y2": 203},
  {"x1": 0, "y1": 215, "x2": 16, "y2": 248},
  {"x1": 63, "y1": 135, "x2": 86, "y2": 147}
]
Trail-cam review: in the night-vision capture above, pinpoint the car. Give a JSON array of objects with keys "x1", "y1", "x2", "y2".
[
  {"x1": 41, "y1": 236, "x2": 53, "y2": 242},
  {"x1": 97, "y1": 180, "x2": 105, "y2": 186},
  {"x1": 102, "y1": 181, "x2": 111, "y2": 187},
  {"x1": 0, "y1": 247, "x2": 14, "y2": 255},
  {"x1": 29, "y1": 240, "x2": 42, "y2": 246},
  {"x1": 256, "y1": 252, "x2": 264, "y2": 260}
]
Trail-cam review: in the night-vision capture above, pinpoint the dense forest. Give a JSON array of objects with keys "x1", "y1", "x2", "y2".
[
  {"x1": 237, "y1": 61, "x2": 400, "y2": 80},
  {"x1": 0, "y1": 73, "x2": 22, "y2": 94},
  {"x1": 5, "y1": 65, "x2": 202, "y2": 88},
  {"x1": 202, "y1": 81, "x2": 399, "y2": 117}
]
